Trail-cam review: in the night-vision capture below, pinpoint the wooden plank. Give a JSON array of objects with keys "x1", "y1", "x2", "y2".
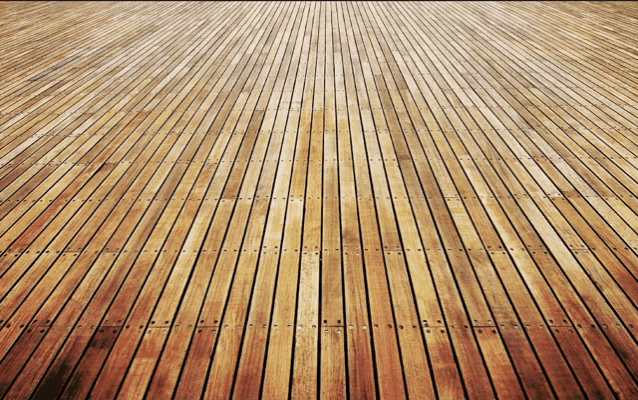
[
  {"x1": 2, "y1": 3, "x2": 638, "y2": 399},
  {"x1": 0, "y1": 327, "x2": 49, "y2": 398},
  {"x1": 473, "y1": 327, "x2": 525, "y2": 399},
  {"x1": 172, "y1": 327, "x2": 218, "y2": 400},
  {"x1": 86, "y1": 3, "x2": 288, "y2": 398},
  {"x1": 402, "y1": 0, "x2": 638, "y2": 394},
  {"x1": 447, "y1": 326, "x2": 496, "y2": 399},
  {"x1": 286, "y1": 3, "x2": 322, "y2": 399},
  {"x1": 332, "y1": 3, "x2": 376, "y2": 397},
  {"x1": 423, "y1": 327, "x2": 465, "y2": 399},
  {"x1": 59, "y1": 326, "x2": 122, "y2": 400},
  {"x1": 20, "y1": 2, "x2": 284, "y2": 396},
  {"x1": 550, "y1": 327, "x2": 617, "y2": 400},
  {"x1": 204, "y1": 6, "x2": 313, "y2": 400},
  {"x1": 149, "y1": 6, "x2": 304, "y2": 399}
]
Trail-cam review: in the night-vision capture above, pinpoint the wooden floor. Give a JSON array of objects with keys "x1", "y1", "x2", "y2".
[{"x1": 1, "y1": 1, "x2": 638, "y2": 399}]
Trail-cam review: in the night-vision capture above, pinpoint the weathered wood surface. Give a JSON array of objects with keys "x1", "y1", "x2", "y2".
[{"x1": 1, "y1": 1, "x2": 637, "y2": 398}]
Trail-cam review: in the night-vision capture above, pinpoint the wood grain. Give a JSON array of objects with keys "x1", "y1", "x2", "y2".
[{"x1": 0, "y1": 2, "x2": 637, "y2": 398}]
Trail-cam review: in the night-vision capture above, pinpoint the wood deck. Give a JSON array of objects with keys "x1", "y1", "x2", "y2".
[{"x1": 1, "y1": 1, "x2": 638, "y2": 398}]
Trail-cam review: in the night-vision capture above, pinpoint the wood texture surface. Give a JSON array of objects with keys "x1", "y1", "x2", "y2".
[{"x1": 1, "y1": 1, "x2": 638, "y2": 398}]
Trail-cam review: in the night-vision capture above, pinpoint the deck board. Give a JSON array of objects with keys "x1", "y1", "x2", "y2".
[{"x1": 1, "y1": 1, "x2": 638, "y2": 398}]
